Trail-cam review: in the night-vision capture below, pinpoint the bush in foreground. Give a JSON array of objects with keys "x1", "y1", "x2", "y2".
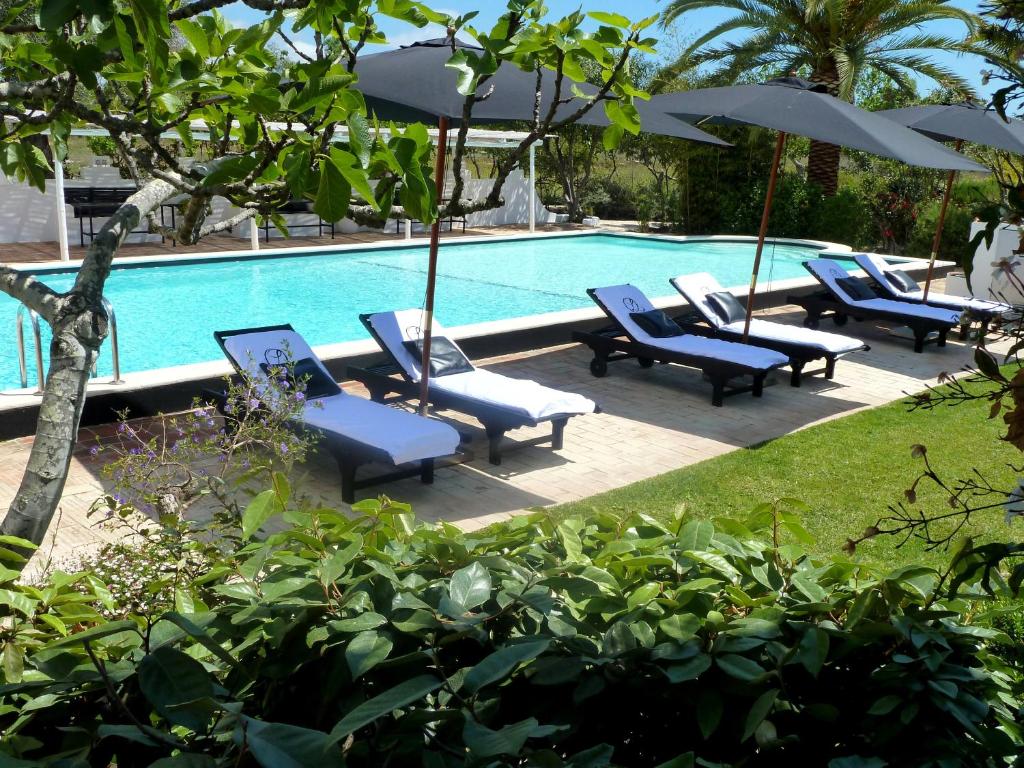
[{"x1": 0, "y1": 497, "x2": 1019, "y2": 766}]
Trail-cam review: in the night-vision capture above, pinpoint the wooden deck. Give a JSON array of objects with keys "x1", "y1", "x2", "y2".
[{"x1": 0, "y1": 223, "x2": 590, "y2": 264}]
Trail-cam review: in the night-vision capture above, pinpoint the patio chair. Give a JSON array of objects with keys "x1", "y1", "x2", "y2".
[
  {"x1": 573, "y1": 284, "x2": 790, "y2": 407},
  {"x1": 670, "y1": 272, "x2": 869, "y2": 386},
  {"x1": 853, "y1": 252, "x2": 1013, "y2": 329},
  {"x1": 790, "y1": 259, "x2": 962, "y2": 353},
  {"x1": 350, "y1": 310, "x2": 597, "y2": 464},
  {"x1": 214, "y1": 324, "x2": 461, "y2": 503}
]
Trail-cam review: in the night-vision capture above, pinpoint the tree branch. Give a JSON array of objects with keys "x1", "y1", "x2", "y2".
[{"x1": 0, "y1": 267, "x2": 61, "y2": 324}]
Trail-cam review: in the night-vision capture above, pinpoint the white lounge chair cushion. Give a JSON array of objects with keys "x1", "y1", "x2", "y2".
[
  {"x1": 805, "y1": 259, "x2": 962, "y2": 324},
  {"x1": 854, "y1": 253, "x2": 1012, "y2": 315},
  {"x1": 590, "y1": 285, "x2": 789, "y2": 369},
  {"x1": 431, "y1": 369, "x2": 595, "y2": 421},
  {"x1": 670, "y1": 273, "x2": 729, "y2": 329},
  {"x1": 365, "y1": 310, "x2": 596, "y2": 421},
  {"x1": 721, "y1": 318, "x2": 865, "y2": 354},
  {"x1": 220, "y1": 328, "x2": 460, "y2": 464},
  {"x1": 672, "y1": 272, "x2": 865, "y2": 354}
]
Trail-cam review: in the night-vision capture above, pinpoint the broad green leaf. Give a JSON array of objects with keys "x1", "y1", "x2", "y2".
[
  {"x1": 38, "y1": 0, "x2": 78, "y2": 30},
  {"x1": 716, "y1": 654, "x2": 768, "y2": 682},
  {"x1": 463, "y1": 717, "x2": 551, "y2": 758},
  {"x1": 328, "y1": 674, "x2": 442, "y2": 742},
  {"x1": 678, "y1": 520, "x2": 714, "y2": 551},
  {"x1": 587, "y1": 11, "x2": 631, "y2": 27},
  {"x1": 138, "y1": 646, "x2": 215, "y2": 732},
  {"x1": 237, "y1": 717, "x2": 344, "y2": 768},
  {"x1": 46, "y1": 620, "x2": 141, "y2": 648},
  {"x1": 463, "y1": 639, "x2": 550, "y2": 694},
  {"x1": 345, "y1": 631, "x2": 393, "y2": 679},
  {"x1": 449, "y1": 562, "x2": 491, "y2": 610},
  {"x1": 241, "y1": 489, "x2": 283, "y2": 541},
  {"x1": 660, "y1": 613, "x2": 701, "y2": 641},
  {"x1": 314, "y1": 156, "x2": 351, "y2": 223},
  {"x1": 347, "y1": 112, "x2": 372, "y2": 167},
  {"x1": 664, "y1": 653, "x2": 711, "y2": 682},
  {"x1": 742, "y1": 689, "x2": 778, "y2": 741}
]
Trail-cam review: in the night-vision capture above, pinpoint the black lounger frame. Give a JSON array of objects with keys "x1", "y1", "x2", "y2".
[
  {"x1": 573, "y1": 288, "x2": 787, "y2": 407},
  {"x1": 213, "y1": 324, "x2": 440, "y2": 503},
  {"x1": 668, "y1": 280, "x2": 869, "y2": 387},
  {"x1": 348, "y1": 314, "x2": 590, "y2": 465},
  {"x1": 788, "y1": 264, "x2": 957, "y2": 353}
]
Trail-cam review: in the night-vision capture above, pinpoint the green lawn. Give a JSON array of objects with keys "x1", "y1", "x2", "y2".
[{"x1": 552, "y1": 378, "x2": 1020, "y2": 570}]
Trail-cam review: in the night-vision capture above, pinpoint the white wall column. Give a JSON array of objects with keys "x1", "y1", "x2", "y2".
[
  {"x1": 528, "y1": 143, "x2": 536, "y2": 233},
  {"x1": 52, "y1": 144, "x2": 70, "y2": 261},
  {"x1": 250, "y1": 216, "x2": 260, "y2": 250},
  {"x1": 405, "y1": 219, "x2": 412, "y2": 239}
]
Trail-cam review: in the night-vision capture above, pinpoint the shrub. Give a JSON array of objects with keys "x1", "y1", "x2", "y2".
[{"x1": 0, "y1": 498, "x2": 1019, "y2": 766}]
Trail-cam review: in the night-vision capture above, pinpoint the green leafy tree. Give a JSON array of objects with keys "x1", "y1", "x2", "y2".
[
  {"x1": 0, "y1": 0, "x2": 658, "y2": 553},
  {"x1": 660, "y1": 0, "x2": 980, "y2": 195}
]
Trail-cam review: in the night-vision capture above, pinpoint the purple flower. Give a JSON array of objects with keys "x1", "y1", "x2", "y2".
[
  {"x1": 224, "y1": 404, "x2": 233, "y2": 414},
  {"x1": 295, "y1": 392, "x2": 305, "y2": 403},
  {"x1": 249, "y1": 398, "x2": 260, "y2": 409},
  {"x1": 129, "y1": 447, "x2": 140, "y2": 455},
  {"x1": 117, "y1": 423, "x2": 127, "y2": 433},
  {"x1": 89, "y1": 446, "x2": 99, "y2": 456},
  {"x1": 280, "y1": 442, "x2": 289, "y2": 454},
  {"x1": 242, "y1": 459, "x2": 251, "y2": 469},
  {"x1": 206, "y1": 418, "x2": 215, "y2": 427}
]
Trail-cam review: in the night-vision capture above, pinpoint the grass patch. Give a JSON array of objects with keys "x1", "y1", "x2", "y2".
[{"x1": 553, "y1": 376, "x2": 1021, "y2": 570}]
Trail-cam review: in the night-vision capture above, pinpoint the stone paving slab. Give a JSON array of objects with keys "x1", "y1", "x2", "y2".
[{"x1": 0, "y1": 299, "x2": 989, "y2": 569}]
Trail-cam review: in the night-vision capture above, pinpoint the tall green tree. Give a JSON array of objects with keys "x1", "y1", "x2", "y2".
[{"x1": 660, "y1": 0, "x2": 980, "y2": 194}]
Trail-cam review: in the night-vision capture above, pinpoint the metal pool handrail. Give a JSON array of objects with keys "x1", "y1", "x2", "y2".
[
  {"x1": 15, "y1": 305, "x2": 44, "y2": 394},
  {"x1": 16, "y1": 298, "x2": 122, "y2": 392},
  {"x1": 102, "y1": 297, "x2": 123, "y2": 384}
]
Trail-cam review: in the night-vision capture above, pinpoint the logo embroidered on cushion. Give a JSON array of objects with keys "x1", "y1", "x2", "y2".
[
  {"x1": 623, "y1": 297, "x2": 643, "y2": 312},
  {"x1": 264, "y1": 347, "x2": 290, "y2": 366}
]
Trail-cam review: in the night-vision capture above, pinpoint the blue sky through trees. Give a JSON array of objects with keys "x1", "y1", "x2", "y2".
[{"x1": 225, "y1": 0, "x2": 990, "y2": 99}]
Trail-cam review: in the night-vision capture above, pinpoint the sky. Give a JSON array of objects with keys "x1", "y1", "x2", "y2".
[{"x1": 225, "y1": 0, "x2": 993, "y2": 99}]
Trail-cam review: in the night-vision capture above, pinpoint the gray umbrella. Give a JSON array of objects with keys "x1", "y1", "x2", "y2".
[
  {"x1": 879, "y1": 102, "x2": 1024, "y2": 298},
  {"x1": 650, "y1": 78, "x2": 986, "y2": 341},
  {"x1": 354, "y1": 37, "x2": 728, "y2": 414}
]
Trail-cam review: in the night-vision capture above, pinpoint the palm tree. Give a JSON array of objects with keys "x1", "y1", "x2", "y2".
[{"x1": 661, "y1": 0, "x2": 980, "y2": 194}]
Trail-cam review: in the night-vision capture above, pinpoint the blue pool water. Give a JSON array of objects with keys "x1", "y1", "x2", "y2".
[{"x1": 0, "y1": 233, "x2": 851, "y2": 391}]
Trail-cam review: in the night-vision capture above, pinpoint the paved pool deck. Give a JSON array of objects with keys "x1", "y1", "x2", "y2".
[{"x1": 0, "y1": 285, "x2": 993, "y2": 571}]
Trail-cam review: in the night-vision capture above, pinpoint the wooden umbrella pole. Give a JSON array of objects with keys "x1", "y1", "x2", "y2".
[
  {"x1": 419, "y1": 115, "x2": 450, "y2": 416},
  {"x1": 742, "y1": 130, "x2": 787, "y2": 343},
  {"x1": 922, "y1": 138, "x2": 964, "y2": 301}
]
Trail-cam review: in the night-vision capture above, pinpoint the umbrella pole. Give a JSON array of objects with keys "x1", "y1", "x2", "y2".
[
  {"x1": 419, "y1": 116, "x2": 450, "y2": 417},
  {"x1": 922, "y1": 138, "x2": 964, "y2": 301},
  {"x1": 742, "y1": 130, "x2": 787, "y2": 343}
]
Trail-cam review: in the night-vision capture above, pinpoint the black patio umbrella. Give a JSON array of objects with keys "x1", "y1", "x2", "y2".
[
  {"x1": 354, "y1": 37, "x2": 729, "y2": 414},
  {"x1": 879, "y1": 102, "x2": 1024, "y2": 298},
  {"x1": 651, "y1": 78, "x2": 986, "y2": 341}
]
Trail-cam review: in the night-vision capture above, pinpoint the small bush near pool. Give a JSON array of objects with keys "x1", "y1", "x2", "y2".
[{"x1": 0, "y1": 496, "x2": 1019, "y2": 767}]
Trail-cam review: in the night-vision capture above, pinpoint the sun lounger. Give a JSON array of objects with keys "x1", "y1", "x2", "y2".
[
  {"x1": 853, "y1": 252, "x2": 1013, "y2": 326},
  {"x1": 670, "y1": 273, "x2": 868, "y2": 386},
  {"x1": 572, "y1": 284, "x2": 789, "y2": 406},
  {"x1": 214, "y1": 324, "x2": 461, "y2": 502},
  {"x1": 349, "y1": 310, "x2": 597, "y2": 464},
  {"x1": 790, "y1": 259, "x2": 962, "y2": 352}
]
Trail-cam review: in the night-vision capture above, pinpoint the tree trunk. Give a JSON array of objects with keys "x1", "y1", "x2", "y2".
[
  {"x1": 0, "y1": 179, "x2": 177, "y2": 554},
  {"x1": 807, "y1": 61, "x2": 842, "y2": 196}
]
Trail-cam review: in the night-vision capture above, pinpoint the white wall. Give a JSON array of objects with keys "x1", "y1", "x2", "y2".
[
  {"x1": 969, "y1": 221, "x2": 1024, "y2": 303},
  {"x1": 0, "y1": 163, "x2": 550, "y2": 247}
]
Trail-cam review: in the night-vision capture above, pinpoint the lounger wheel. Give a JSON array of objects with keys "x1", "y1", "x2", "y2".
[
  {"x1": 803, "y1": 316, "x2": 820, "y2": 330},
  {"x1": 589, "y1": 357, "x2": 608, "y2": 377},
  {"x1": 832, "y1": 314, "x2": 848, "y2": 327},
  {"x1": 637, "y1": 356, "x2": 655, "y2": 369}
]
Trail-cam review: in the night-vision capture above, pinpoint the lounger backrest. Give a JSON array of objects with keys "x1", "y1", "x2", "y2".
[
  {"x1": 590, "y1": 284, "x2": 674, "y2": 345},
  {"x1": 853, "y1": 253, "x2": 908, "y2": 296},
  {"x1": 804, "y1": 259, "x2": 868, "y2": 305},
  {"x1": 669, "y1": 273, "x2": 727, "y2": 328},
  {"x1": 214, "y1": 325, "x2": 342, "y2": 398},
  {"x1": 364, "y1": 309, "x2": 475, "y2": 382}
]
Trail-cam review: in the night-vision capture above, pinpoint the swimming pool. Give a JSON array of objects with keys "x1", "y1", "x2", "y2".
[{"x1": 1, "y1": 232, "x2": 852, "y2": 391}]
